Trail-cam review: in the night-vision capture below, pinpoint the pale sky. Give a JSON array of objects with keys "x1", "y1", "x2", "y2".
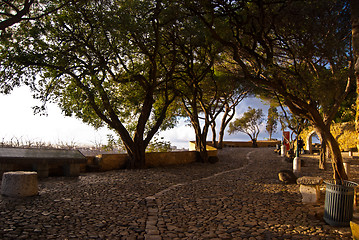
[{"x1": 0, "y1": 86, "x2": 281, "y2": 149}]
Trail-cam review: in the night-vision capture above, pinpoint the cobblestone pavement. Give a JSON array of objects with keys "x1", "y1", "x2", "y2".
[{"x1": 0, "y1": 147, "x2": 357, "y2": 239}]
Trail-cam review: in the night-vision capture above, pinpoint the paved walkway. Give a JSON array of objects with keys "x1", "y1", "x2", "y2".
[{"x1": 0, "y1": 147, "x2": 357, "y2": 239}]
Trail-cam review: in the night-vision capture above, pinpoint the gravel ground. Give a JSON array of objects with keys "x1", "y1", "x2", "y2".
[{"x1": 0, "y1": 147, "x2": 358, "y2": 239}]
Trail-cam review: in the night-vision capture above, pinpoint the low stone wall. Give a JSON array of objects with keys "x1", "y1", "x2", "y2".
[
  {"x1": 0, "y1": 148, "x2": 87, "y2": 177},
  {"x1": 93, "y1": 141, "x2": 277, "y2": 172},
  {"x1": 220, "y1": 140, "x2": 280, "y2": 148},
  {"x1": 1, "y1": 140, "x2": 278, "y2": 176},
  {"x1": 95, "y1": 151, "x2": 200, "y2": 171},
  {"x1": 95, "y1": 154, "x2": 128, "y2": 171},
  {"x1": 146, "y1": 151, "x2": 198, "y2": 167},
  {"x1": 188, "y1": 142, "x2": 218, "y2": 157}
]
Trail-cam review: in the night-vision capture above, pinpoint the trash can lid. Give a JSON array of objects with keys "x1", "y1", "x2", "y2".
[{"x1": 324, "y1": 180, "x2": 358, "y2": 188}]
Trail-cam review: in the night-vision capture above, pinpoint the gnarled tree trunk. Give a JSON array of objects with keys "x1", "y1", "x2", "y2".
[
  {"x1": 318, "y1": 125, "x2": 347, "y2": 180},
  {"x1": 126, "y1": 145, "x2": 146, "y2": 169},
  {"x1": 319, "y1": 141, "x2": 327, "y2": 170},
  {"x1": 352, "y1": 1, "x2": 359, "y2": 153}
]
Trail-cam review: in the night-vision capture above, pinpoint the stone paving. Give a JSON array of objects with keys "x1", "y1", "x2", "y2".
[{"x1": 0, "y1": 147, "x2": 357, "y2": 239}]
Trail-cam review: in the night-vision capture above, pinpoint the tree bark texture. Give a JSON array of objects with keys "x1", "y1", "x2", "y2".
[
  {"x1": 217, "y1": 103, "x2": 236, "y2": 149},
  {"x1": 211, "y1": 122, "x2": 217, "y2": 148},
  {"x1": 319, "y1": 140, "x2": 327, "y2": 170},
  {"x1": 352, "y1": 1, "x2": 359, "y2": 152},
  {"x1": 317, "y1": 125, "x2": 347, "y2": 180}
]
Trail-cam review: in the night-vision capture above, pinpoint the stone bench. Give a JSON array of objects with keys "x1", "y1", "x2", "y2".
[
  {"x1": 0, "y1": 148, "x2": 87, "y2": 178},
  {"x1": 297, "y1": 176, "x2": 323, "y2": 203},
  {"x1": 1, "y1": 171, "x2": 38, "y2": 197}
]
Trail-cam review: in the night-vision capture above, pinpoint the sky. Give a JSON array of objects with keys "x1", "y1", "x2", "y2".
[{"x1": 0, "y1": 86, "x2": 283, "y2": 149}]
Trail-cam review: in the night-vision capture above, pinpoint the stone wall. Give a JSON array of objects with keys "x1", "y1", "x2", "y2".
[
  {"x1": 221, "y1": 140, "x2": 280, "y2": 148},
  {"x1": 94, "y1": 150, "x2": 202, "y2": 171},
  {"x1": 189, "y1": 140, "x2": 280, "y2": 150},
  {"x1": 2, "y1": 140, "x2": 277, "y2": 176},
  {"x1": 188, "y1": 142, "x2": 218, "y2": 156},
  {"x1": 301, "y1": 122, "x2": 357, "y2": 151}
]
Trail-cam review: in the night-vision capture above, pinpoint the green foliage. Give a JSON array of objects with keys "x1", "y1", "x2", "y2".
[
  {"x1": 146, "y1": 137, "x2": 171, "y2": 153},
  {"x1": 0, "y1": 0, "x2": 184, "y2": 167},
  {"x1": 228, "y1": 107, "x2": 263, "y2": 141},
  {"x1": 0, "y1": 0, "x2": 68, "y2": 31},
  {"x1": 334, "y1": 87, "x2": 356, "y2": 123},
  {"x1": 102, "y1": 134, "x2": 124, "y2": 152},
  {"x1": 266, "y1": 106, "x2": 278, "y2": 139}
]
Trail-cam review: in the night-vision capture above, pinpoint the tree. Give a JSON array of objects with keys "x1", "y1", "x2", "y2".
[
  {"x1": 209, "y1": 58, "x2": 249, "y2": 149},
  {"x1": 0, "y1": 0, "x2": 71, "y2": 93},
  {"x1": 188, "y1": 0, "x2": 352, "y2": 180},
  {"x1": 0, "y1": 0, "x2": 70, "y2": 31},
  {"x1": 228, "y1": 107, "x2": 263, "y2": 147},
  {"x1": 266, "y1": 106, "x2": 278, "y2": 140},
  {"x1": 170, "y1": 8, "x2": 228, "y2": 162},
  {"x1": 0, "y1": 0, "x2": 179, "y2": 168},
  {"x1": 352, "y1": 0, "x2": 359, "y2": 153},
  {"x1": 177, "y1": 53, "x2": 220, "y2": 162}
]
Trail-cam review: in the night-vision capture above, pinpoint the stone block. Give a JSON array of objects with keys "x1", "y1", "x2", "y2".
[
  {"x1": 1, "y1": 171, "x2": 38, "y2": 197},
  {"x1": 299, "y1": 184, "x2": 321, "y2": 203},
  {"x1": 278, "y1": 170, "x2": 297, "y2": 184},
  {"x1": 297, "y1": 176, "x2": 323, "y2": 203}
]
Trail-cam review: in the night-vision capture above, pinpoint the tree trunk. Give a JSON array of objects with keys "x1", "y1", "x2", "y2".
[
  {"x1": 320, "y1": 126, "x2": 348, "y2": 180},
  {"x1": 195, "y1": 133, "x2": 208, "y2": 163},
  {"x1": 124, "y1": 137, "x2": 146, "y2": 169},
  {"x1": 211, "y1": 122, "x2": 217, "y2": 148},
  {"x1": 251, "y1": 138, "x2": 258, "y2": 148},
  {"x1": 217, "y1": 132, "x2": 224, "y2": 149},
  {"x1": 319, "y1": 140, "x2": 326, "y2": 170},
  {"x1": 217, "y1": 103, "x2": 235, "y2": 149},
  {"x1": 217, "y1": 128, "x2": 225, "y2": 149},
  {"x1": 190, "y1": 116, "x2": 209, "y2": 163},
  {"x1": 127, "y1": 146, "x2": 146, "y2": 169},
  {"x1": 352, "y1": 1, "x2": 359, "y2": 153}
]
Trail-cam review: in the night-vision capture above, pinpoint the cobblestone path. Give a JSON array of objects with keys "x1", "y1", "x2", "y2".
[{"x1": 0, "y1": 147, "x2": 355, "y2": 239}]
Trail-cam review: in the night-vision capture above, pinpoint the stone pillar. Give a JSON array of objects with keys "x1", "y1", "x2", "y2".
[
  {"x1": 349, "y1": 150, "x2": 353, "y2": 157},
  {"x1": 281, "y1": 145, "x2": 286, "y2": 157},
  {"x1": 306, "y1": 136, "x2": 313, "y2": 154},
  {"x1": 293, "y1": 157, "x2": 301, "y2": 173},
  {"x1": 1, "y1": 171, "x2": 38, "y2": 197}
]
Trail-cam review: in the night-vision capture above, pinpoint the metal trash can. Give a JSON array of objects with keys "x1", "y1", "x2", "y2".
[{"x1": 324, "y1": 180, "x2": 358, "y2": 227}]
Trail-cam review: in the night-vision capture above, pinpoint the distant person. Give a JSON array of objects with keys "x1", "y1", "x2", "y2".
[{"x1": 298, "y1": 137, "x2": 304, "y2": 154}]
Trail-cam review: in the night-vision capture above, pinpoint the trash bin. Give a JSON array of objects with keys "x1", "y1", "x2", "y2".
[{"x1": 323, "y1": 180, "x2": 358, "y2": 227}]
